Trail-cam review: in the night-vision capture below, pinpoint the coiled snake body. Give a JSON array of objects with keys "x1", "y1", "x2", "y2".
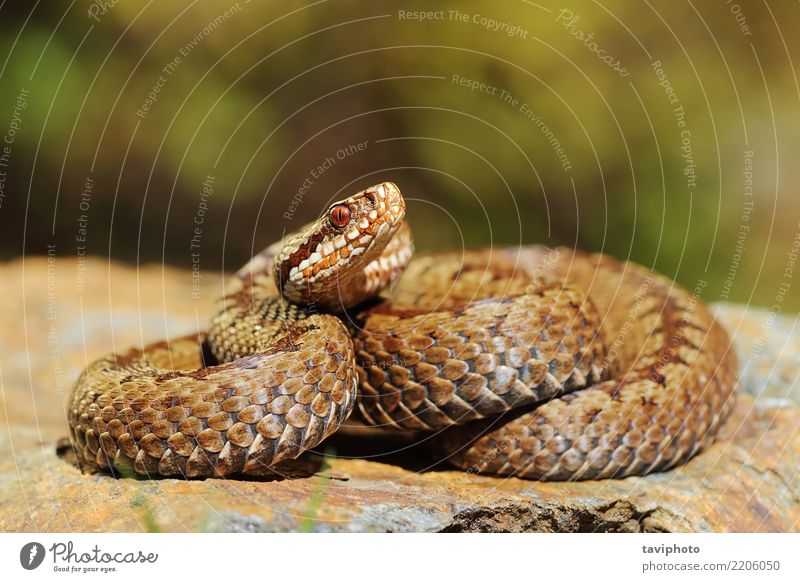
[{"x1": 68, "y1": 182, "x2": 737, "y2": 480}]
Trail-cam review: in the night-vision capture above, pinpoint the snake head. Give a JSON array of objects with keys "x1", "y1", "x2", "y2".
[{"x1": 275, "y1": 181, "x2": 407, "y2": 310}]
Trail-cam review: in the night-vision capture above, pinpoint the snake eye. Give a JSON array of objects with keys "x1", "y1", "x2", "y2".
[{"x1": 329, "y1": 204, "x2": 351, "y2": 228}]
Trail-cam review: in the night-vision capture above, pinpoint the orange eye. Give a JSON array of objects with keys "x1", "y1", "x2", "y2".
[{"x1": 329, "y1": 204, "x2": 351, "y2": 228}]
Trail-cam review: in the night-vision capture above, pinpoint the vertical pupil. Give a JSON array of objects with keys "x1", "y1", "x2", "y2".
[{"x1": 332, "y1": 206, "x2": 348, "y2": 225}]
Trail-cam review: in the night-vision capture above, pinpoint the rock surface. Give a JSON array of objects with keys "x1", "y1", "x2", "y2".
[{"x1": 0, "y1": 257, "x2": 798, "y2": 532}]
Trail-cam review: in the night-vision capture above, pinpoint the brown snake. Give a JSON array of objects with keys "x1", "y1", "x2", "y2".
[{"x1": 67, "y1": 182, "x2": 737, "y2": 480}]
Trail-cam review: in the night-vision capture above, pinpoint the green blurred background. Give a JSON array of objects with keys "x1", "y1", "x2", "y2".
[{"x1": 0, "y1": 1, "x2": 798, "y2": 310}]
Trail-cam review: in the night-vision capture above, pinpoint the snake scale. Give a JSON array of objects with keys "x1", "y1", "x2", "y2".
[{"x1": 67, "y1": 182, "x2": 737, "y2": 480}]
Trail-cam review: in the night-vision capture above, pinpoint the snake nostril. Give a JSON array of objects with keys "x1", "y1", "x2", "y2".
[{"x1": 364, "y1": 190, "x2": 378, "y2": 207}]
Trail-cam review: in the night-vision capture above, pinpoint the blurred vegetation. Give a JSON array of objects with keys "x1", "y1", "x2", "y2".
[{"x1": 0, "y1": 1, "x2": 798, "y2": 310}]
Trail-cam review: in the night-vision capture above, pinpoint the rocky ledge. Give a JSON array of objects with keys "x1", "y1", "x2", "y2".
[{"x1": 0, "y1": 257, "x2": 797, "y2": 532}]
